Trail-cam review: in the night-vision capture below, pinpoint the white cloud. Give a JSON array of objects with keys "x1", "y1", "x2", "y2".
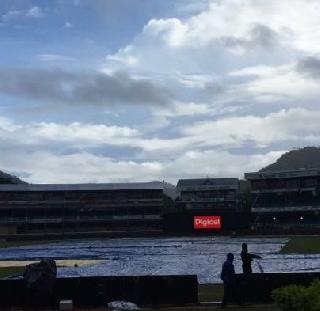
[
  {"x1": 103, "y1": 0, "x2": 320, "y2": 83},
  {"x1": 0, "y1": 151, "x2": 164, "y2": 184},
  {"x1": 143, "y1": 101, "x2": 212, "y2": 132},
  {"x1": 106, "y1": 46, "x2": 138, "y2": 66},
  {"x1": 141, "y1": 108, "x2": 320, "y2": 154},
  {"x1": 163, "y1": 149, "x2": 284, "y2": 180},
  {"x1": 3, "y1": 0, "x2": 320, "y2": 184},
  {"x1": 174, "y1": 73, "x2": 215, "y2": 89},
  {"x1": 0, "y1": 116, "x2": 17, "y2": 132},
  {"x1": 0, "y1": 147, "x2": 283, "y2": 184},
  {"x1": 138, "y1": 0, "x2": 320, "y2": 53},
  {"x1": 230, "y1": 65, "x2": 281, "y2": 78},
  {"x1": 2, "y1": 6, "x2": 44, "y2": 22},
  {"x1": 2, "y1": 10, "x2": 23, "y2": 22},
  {"x1": 0, "y1": 111, "x2": 313, "y2": 183},
  {"x1": 0, "y1": 118, "x2": 140, "y2": 147},
  {"x1": 64, "y1": 21, "x2": 73, "y2": 28},
  {"x1": 230, "y1": 63, "x2": 320, "y2": 104},
  {"x1": 154, "y1": 101, "x2": 211, "y2": 118},
  {"x1": 34, "y1": 122, "x2": 139, "y2": 142},
  {"x1": 1, "y1": 107, "x2": 319, "y2": 160},
  {"x1": 26, "y1": 6, "x2": 44, "y2": 18},
  {"x1": 101, "y1": 0, "x2": 320, "y2": 122},
  {"x1": 182, "y1": 108, "x2": 320, "y2": 147}
]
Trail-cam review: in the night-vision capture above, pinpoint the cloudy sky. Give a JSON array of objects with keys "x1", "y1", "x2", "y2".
[{"x1": 0, "y1": 0, "x2": 320, "y2": 184}]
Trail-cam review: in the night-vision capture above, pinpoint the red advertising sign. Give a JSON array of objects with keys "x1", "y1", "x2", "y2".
[{"x1": 194, "y1": 216, "x2": 221, "y2": 230}]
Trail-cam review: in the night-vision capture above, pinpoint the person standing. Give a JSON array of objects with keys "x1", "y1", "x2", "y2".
[
  {"x1": 241, "y1": 243, "x2": 262, "y2": 274},
  {"x1": 220, "y1": 253, "x2": 241, "y2": 307}
]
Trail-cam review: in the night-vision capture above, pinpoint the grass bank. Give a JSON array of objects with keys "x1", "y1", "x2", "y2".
[
  {"x1": 0, "y1": 239, "x2": 48, "y2": 249},
  {"x1": 146, "y1": 284, "x2": 279, "y2": 311},
  {"x1": 280, "y1": 236, "x2": 320, "y2": 254},
  {"x1": 198, "y1": 284, "x2": 223, "y2": 302}
]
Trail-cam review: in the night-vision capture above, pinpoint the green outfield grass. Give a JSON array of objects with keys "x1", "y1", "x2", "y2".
[
  {"x1": 0, "y1": 239, "x2": 47, "y2": 248},
  {"x1": 145, "y1": 284, "x2": 279, "y2": 311},
  {"x1": 0, "y1": 240, "x2": 38, "y2": 278},
  {"x1": 280, "y1": 236, "x2": 320, "y2": 254},
  {"x1": 198, "y1": 284, "x2": 224, "y2": 302},
  {"x1": 0, "y1": 266, "x2": 24, "y2": 278},
  {"x1": 197, "y1": 284, "x2": 279, "y2": 310}
]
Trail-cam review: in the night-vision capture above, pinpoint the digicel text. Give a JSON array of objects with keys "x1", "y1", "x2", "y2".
[{"x1": 194, "y1": 216, "x2": 221, "y2": 229}]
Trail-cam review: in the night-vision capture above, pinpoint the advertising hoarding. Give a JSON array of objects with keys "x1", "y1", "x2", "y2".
[{"x1": 193, "y1": 215, "x2": 221, "y2": 230}]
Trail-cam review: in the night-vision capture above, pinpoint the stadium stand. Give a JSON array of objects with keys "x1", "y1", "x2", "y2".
[
  {"x1": 245, "y1": 169, "x2": 320, "y2": 233},
  {"x1": 0, "y1": 182, "x2": 175, "y2": 235}
]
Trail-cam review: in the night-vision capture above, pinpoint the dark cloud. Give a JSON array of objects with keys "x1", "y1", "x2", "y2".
[
  {"x1": 203, "y1": 82, "x2": 225, "y2": 94},
  {"x1": 296, "y1": 56, "x2": 320, "y2": 78},
  {"x1": 221, "y1": 24, "x2": 278, "y2": 50},
  {"x1": 0, "y1": 68, "x2": 172, "y2": 106},
  {"x1": 250, "y1": 24, "x2": 277, "y2": 47}
]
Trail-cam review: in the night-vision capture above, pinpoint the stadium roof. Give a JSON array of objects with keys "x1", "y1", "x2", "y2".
[
  {"x1": 0, "y1": 181, "x2": 178, "y2": 199},
  {"x1": 245, "y1": 168, "x2": 320, "y2": 180},
  {"x1": 0, "y1": 181, "x2": 163, "y2": 191},
  {"x1": 177, "y1": 178, "x2": 239, "y2": 188}
]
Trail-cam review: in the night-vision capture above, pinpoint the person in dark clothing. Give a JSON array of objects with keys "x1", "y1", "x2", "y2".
[
  {"x1": 241, "y1": 243, "x2": 262, "y2": 274},
  {"x1": 220, "y1": 253, "x2": 241, "y2": 307}
]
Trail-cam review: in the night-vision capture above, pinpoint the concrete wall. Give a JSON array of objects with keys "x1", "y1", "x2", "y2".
[{"x1": 0, "y1": 275, "x2": 198, "y2": 308}]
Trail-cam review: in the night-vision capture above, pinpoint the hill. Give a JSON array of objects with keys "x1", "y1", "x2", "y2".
[
  {"x1": 261, "y1": 147, "x2": 320, "y2": 172},
  {"x1": 0, "y1": 170, "x2": 26, "y2": 184}
]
